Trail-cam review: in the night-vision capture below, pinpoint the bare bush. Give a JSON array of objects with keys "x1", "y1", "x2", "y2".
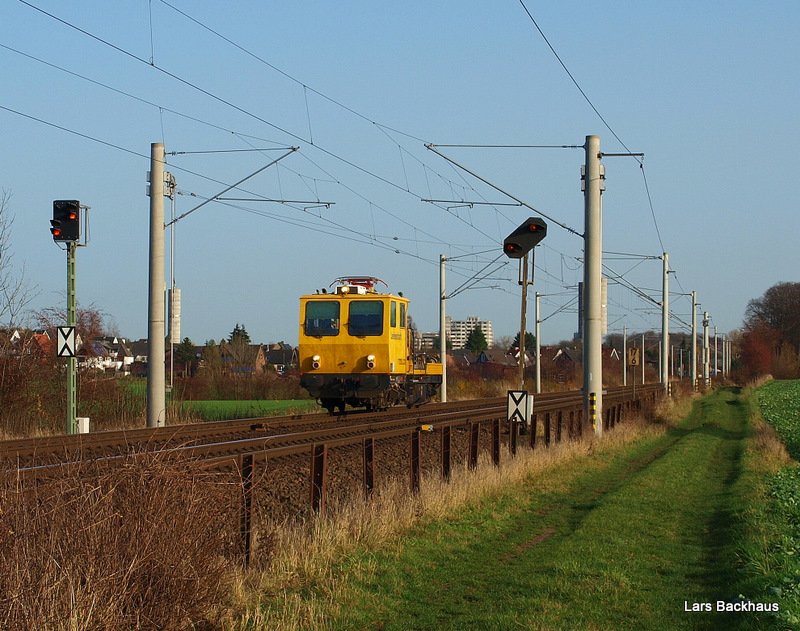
[
  {"x1": 173, "y1": 372, "x2": 307, "y2": 401},
  {"x1": 0, "y1": 453, "x2": 239, "y2": 630}
]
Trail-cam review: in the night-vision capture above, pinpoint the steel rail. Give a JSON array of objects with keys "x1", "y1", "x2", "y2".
[
  {"x1": 3, "y1": 385, "x2": 660, "y2": 477},
  {"x1": 1, "y1": 391, "x2": 585, "y2": 464}
]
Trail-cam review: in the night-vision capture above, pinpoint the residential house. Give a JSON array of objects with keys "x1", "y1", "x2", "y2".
[
  {"x1": 220, "y1": 342, "x2": 267, "y2": 375},
  {"x1": 79, "y1": 336, "x2": 133, "y2": 372},
  {"x1": 264, "y1": 342, "x2": 297, "y2": 374}
]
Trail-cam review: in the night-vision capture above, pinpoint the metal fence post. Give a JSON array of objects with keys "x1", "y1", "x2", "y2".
[
  {"x1": 240, "y1": 454, "x2": 254, "y2": 569},
  {"x1": 311, "y1": 444, "x2": 328, "y2": 514},
  {"x1": 411, "y1": 429, "x2": 421, "y2": 494},
  {"x1": 441, "y1": 425, "x2": 452, "y2": 482}
]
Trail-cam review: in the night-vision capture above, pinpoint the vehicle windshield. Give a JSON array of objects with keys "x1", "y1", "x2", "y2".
[
  {"x1": 348, "y1": 300, "x2": 383, "y2": 336},
  {"x1": 304, "y1": 301, "x2": 340, "y2": 336}
]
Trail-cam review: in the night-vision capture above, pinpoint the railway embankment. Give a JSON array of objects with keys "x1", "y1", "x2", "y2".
[{"x1": 242, "y1": 384, "x2": 799, "y2": 630}]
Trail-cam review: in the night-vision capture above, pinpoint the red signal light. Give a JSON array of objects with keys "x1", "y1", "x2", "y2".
[
  {"x1": 51, "y1": 200, "x2": 80, "y2": 242},
  {"x1": 502, "y1": 217, "x2": 547, "y2": 259}
]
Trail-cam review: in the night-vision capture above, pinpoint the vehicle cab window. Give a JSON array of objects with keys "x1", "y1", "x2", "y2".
[
  {"x1": 348, "y1": 300, "x2": 383, "y2": 336},
  {"x1": 304, "y1": 301, "x2": 340, "y2": 336}
]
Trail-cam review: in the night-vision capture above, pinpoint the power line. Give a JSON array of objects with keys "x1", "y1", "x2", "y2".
[
  {"x1": 516, "y1": 0, "x2": 632, "y2": 156},
  {"x1": 516, "y1": 0, "x2": 669, "y2": 271},
  {"x1": 432, "y1": 144, "x2": 582, "y2": 149},
  {"x1": 166, "y1": 148, "x2": 298, "y2": 227},
  {"x1": 15, "y1": 0, "x2": 466, "y2": 208},
  {"x1": 153, "y1": 0, "x2": 544, "y2": 249},
  {"x1": 155, "y1": 0, "x2": 429, "y2": 146},
  {"x1": 426, "y1": 144, "x2": 582, "y2": 237},
  {"x1": 638, "y1": 163, "x2": 666, "y2": 254},
  {"x1": 5, "y1": 10, "x2": 482, "y2": 258},
  {"x1": 12, "y1": 1, "x2": 587, "y2": 274}
]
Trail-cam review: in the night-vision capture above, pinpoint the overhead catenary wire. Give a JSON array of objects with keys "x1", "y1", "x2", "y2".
[
  {"x1": 12, "y1": 0, "x2": 571, "y2": 264},
  {"x1": 425, "y1": 144, "x2": 583, "y2": 237},
  {"x1": 8, "y1": 2, "x2": 585, "y2": 284},
  {"x1": 155, "y1": 0, "x2": 430, "y2": 146},
  {"x1": 11, "y1": 1, "x2": 693, "y2": 342},
  {"x1": 0, "y1": 50, "x2": 476, "y2": 258},
  {"x1": 15, "y1": 0, "x2": 475, "y2": 212},
  {"x1": 516, "y1": 0, "x2": 669, "y2": 267},
  {"x1": 165, "y1": 148, "x2": 298, "y2": 227}
]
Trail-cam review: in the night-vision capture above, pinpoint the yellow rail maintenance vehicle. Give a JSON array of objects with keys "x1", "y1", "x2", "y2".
[{"x1": 299, "y1": 276, "x2": 443, "y2": 414}]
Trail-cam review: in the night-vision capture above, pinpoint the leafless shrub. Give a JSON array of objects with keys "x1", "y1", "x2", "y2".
[{"x1": 0, "y1": 452, "x2": 239, "y2": 630}]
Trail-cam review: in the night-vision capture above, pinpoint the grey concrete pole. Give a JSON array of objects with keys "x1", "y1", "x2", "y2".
[
  {"x1": 623, "y1": 324, "x2": 627, "y2": 386},
  {"x1": 642, "y1": 333, "x2": 646, "y2": 383},
  {"x1": 714, "y1": 326, "x2": 718, "y2": 378},
  {"x1": 535, "y1": 291, "x2": 541, "y2": 394},
  {"x1": 691, "y1": 291, "x2": 697, "y2": 391},
  {"x1": 671, "y1": 345, "x2": 674, "y2": 379},
  {"x1": 147, "y1": 142, "x2": 166, "y2": 428},
  {"x1": 722, "y1": 335, "x2": 727, "y2": 378},
  {"x1": 439, "y1": 254, "x2": 447, "y2": 403},
  {"x1": 661, "y1": 253, "x2": 669, "y2": 392},
  {"x1": 702, "y1": 312, "x2": 710, "y2": 388},
  {"x1": 728, "y1": 339, "x2": 733, "y2": 373},
  {"x1": 583, "y1": 135, "x2": 603, "y2": 436}
]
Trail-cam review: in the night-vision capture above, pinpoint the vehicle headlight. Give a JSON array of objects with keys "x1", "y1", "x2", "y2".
[
  {"x1": 312, "y1": 355, "x2": 321, "y2": 369},
  {"x1": 366, "y1": 354, "x2": 376, "y2": 369}
]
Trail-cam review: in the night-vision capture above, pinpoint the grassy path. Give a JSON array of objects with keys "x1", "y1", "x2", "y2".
[{"x1": 325, "y1": 388, "x2": 773, "y2": 630}]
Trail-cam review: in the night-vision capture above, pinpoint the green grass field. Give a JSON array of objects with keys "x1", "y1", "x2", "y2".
[
  {"x1": 251, "y1": 385, "x2": 800, "y2": 630},
  {"x1": 180, "y1": 399, "x2": 319, "y2": 421},
  {"x1": 324, "y1": 389, "x2": 761, "y2": 630},
  {"x1": 121, "y1": 378, "x2": 319, "y2": 421}
]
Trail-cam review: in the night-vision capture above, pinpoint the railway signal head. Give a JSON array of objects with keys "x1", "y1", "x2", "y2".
[
  {"x1": 51, "y1": 200, "x2": 80, "y2": 242},
  {"x1": 503, "y1": 217, "x2": 547, "y2": 258}
]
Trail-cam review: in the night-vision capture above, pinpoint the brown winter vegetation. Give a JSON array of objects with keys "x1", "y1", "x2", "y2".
[
  {"x1": 739, "y1": 281, "x2": 800, "y2": 379},
  {"x1": 0, "y1": 361, "x2": 684, "y2": 629},
  {"x1": 0, "y1": 452, "x2": 238, "y2": 630}
]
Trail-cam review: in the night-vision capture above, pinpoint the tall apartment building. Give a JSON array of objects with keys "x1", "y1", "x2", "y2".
[{"x1": 446, "y1": 316, "x2": 494, "y2": 349}]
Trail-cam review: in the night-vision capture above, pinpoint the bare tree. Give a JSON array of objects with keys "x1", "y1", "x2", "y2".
[
  {"x1": 0, "y1": 190, "x2": 36, "y2": 326},
  {"x1": 34, "y1": 303, "x2": 108, "y2": 348},
  {"x1": 745, "y1": 282, "x2": 800, "y2": 351}
]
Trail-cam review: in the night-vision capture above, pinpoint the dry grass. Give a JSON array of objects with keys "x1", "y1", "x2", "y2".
[
  {"x1": 741, "y1": 375, "x2": 791, "y2": 474},
  {"x1": 652, "y1": 388, "x2": 698, "y2": 427},
  {"x1": 233, "y1": 414, "x2": 668, "y2": 630},
  {"x1": 0, "y1": 453, "x2": 239, "y2": 630}
]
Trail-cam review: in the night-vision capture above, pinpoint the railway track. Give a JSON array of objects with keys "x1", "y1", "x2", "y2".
[
  {"x1": 2, "y1": 385, "x2": 661, "y2": 478},
  {"x1": 4, "y1": 383, "x2": 663, "y2": 570}
]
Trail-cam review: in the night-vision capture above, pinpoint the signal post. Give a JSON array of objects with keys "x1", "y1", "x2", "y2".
[
  {"x1": 50, "y1": 200, "x2": 82, "y2": 434},
  {"x1": 503, "y1": 217, "x2": 547, "y2": 389}
]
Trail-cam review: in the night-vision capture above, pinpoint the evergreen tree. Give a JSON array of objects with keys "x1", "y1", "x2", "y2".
[
  {"x1": 228, "y1": 323, "x2": 251, "y2": 345},
  {"x1": 511, "y1": 331, "x2": 536, "y2": 351},
  {"x1": 175, "y1": 336, "x2": 196, "y2": 365},
  {"x1": 465, "y1": 325, "x2": 488, "y2": 352}
]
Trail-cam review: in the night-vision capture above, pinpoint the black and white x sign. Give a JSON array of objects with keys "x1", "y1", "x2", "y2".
[
  {"x1": 57, "y1": 326, "x2": 76, "y2": 357},
  {"x1": 507, "y1": 390, "x2": 529, "y2": 424}
]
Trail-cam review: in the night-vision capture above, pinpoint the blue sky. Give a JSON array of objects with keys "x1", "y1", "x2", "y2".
[{"x1": 1, "y1": 1, "x2": 798, "y2": 346}]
